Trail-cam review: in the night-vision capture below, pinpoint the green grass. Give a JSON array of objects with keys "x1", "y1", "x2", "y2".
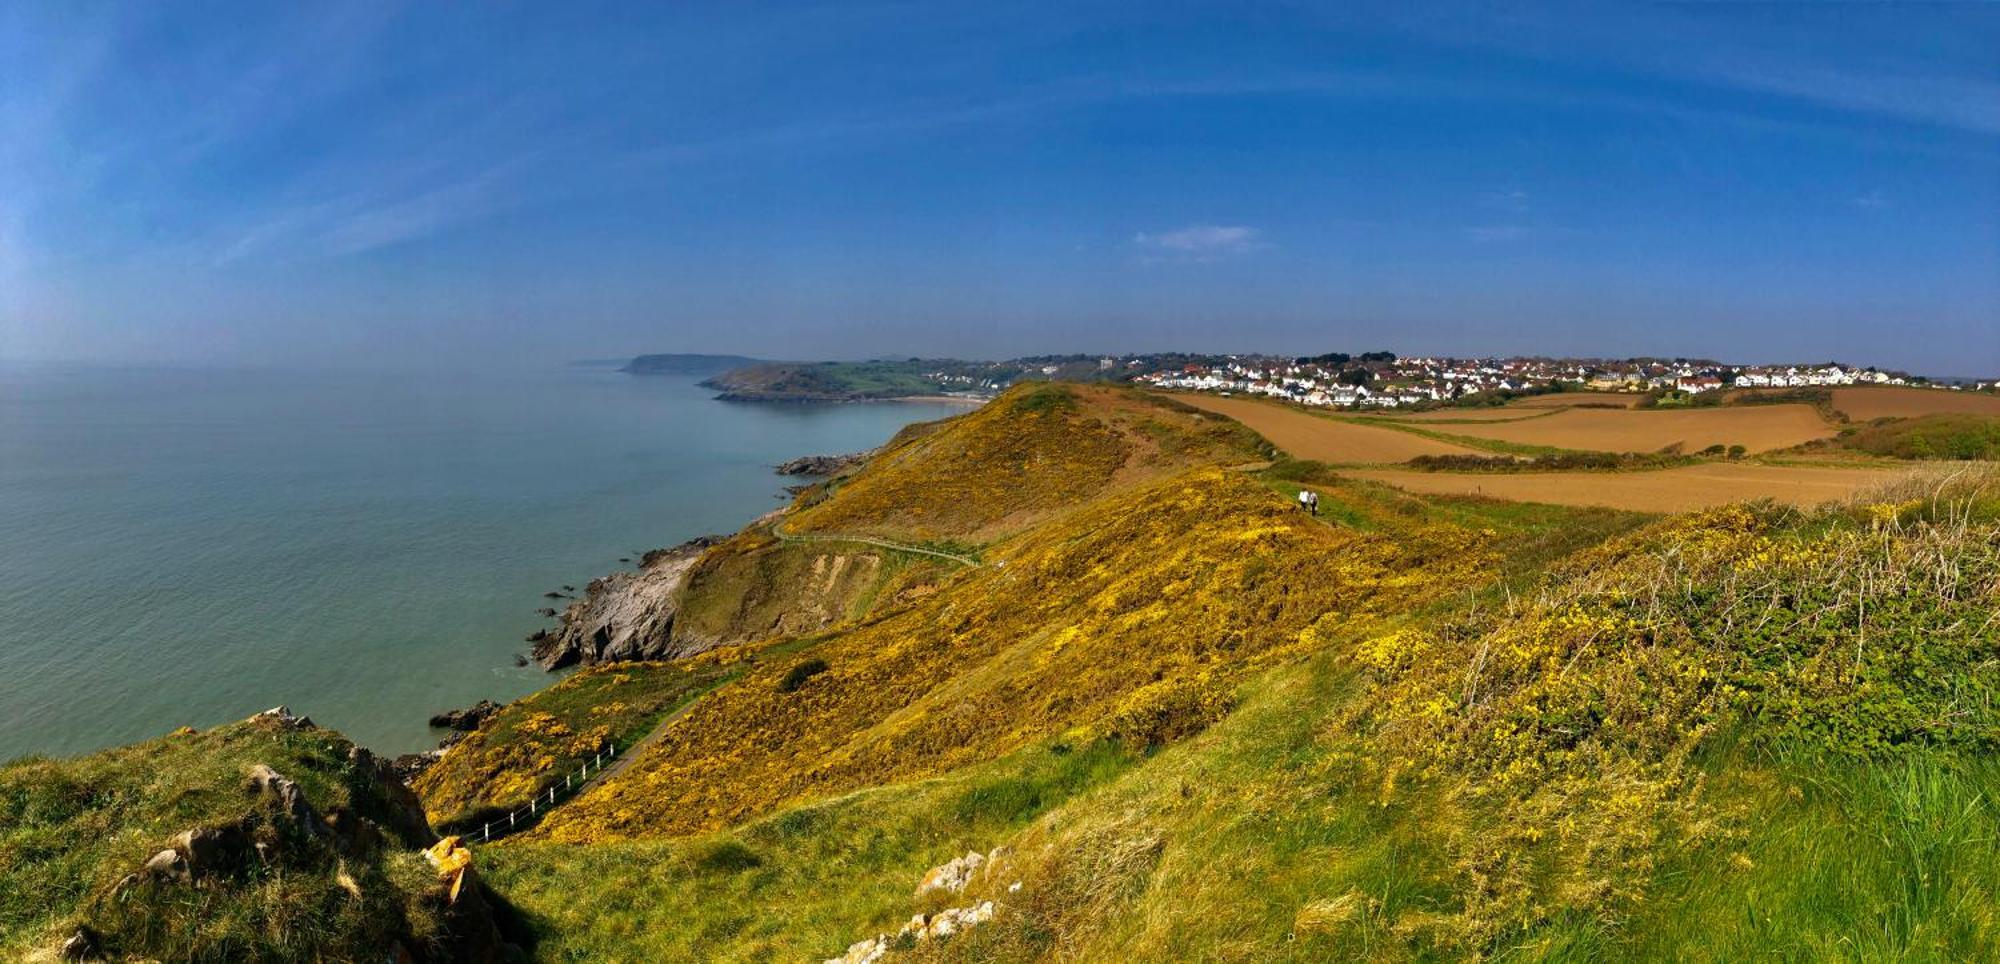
[
  {"x1": 1836, "y1": 414, "x2": 2000, "y2": 461},
  {"x1": 0, "y1": 719, "x2": 447, "y2": 960},
  {"x1": 1600, "y1": 751, "x2": 2000, "y2": 961},
  {"x1": 481, "y1": 738, "x2": 1135, "y2": 961}
]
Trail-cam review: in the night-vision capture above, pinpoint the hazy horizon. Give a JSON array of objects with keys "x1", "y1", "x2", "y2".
[{"x1": 3, "y1": 2, "x2": 1995, "y2": 376}]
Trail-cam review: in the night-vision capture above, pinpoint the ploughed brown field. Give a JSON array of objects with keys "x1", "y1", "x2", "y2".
[
  {"x1": 1397, "y1": 406, "x2": 1592, "y2": 422},
  {"x1": 1831, "y1": 386, "x2": 2000, "y2": 421},
  {"x1": 1504, "y1": 392, "x2": 1644, "y2": 409},
  {"x1": 1346, "y1": 462, "x2": 1912, "y2": 512},
  {"x1": 1173, "y1": 393, "x2": 1481, "y2": 463},
  {"x1": 1422, "y1": 404, "x2": 1834, "y2": 454}
]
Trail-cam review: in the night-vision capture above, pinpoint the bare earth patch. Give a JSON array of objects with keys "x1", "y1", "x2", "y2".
[
  {"x1": 1831, "y1": 386, "x2": 2000, "y2": 421},
  {"x1": 1173, "y1": 394, "x2": 1482, "y2": 463},
  {"x1": 1432, "y1": 404, "x2": 1834, "y2": 454},
  {"x1": 1346, "y1": 462, "x2": 1912, "y2": 512}
]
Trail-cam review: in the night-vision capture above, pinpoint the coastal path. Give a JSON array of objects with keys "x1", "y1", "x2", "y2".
[{"x1": 769, "y1": 522, "x2": 983, "y2": 568}]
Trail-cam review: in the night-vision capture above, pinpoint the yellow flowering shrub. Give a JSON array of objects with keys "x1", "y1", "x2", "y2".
[
  {"x1": 413, "y1": 661, "x2": 732, "y2": 830},
  {"x1": 786, "y1": 383, "x2": 1265, "y2": 542},
  {"x1": 527, "y1": 468, "x2": 1498, "y2": 843}
]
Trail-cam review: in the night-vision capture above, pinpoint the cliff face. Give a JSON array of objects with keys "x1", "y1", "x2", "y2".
[
  {"x1": 531, "y1": 533, "x2": 934, "y2": 670},
  {"x1": 531, "y1": 539, "x2": 715, "y2": 669}
]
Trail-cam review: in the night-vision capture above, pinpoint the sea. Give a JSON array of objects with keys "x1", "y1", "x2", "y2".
[{"x1": 0, "y1": 362, "x2": 968, "y2": 761}]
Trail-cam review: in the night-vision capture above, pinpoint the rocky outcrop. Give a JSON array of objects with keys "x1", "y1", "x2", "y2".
[
  {"x1": 530, "y1": 536, "x2": 721, "y2": 669},
  {"x1": 825, "y1": 847, "x2": 1015, "y2": 963},
  {"x1": 775, "y1": 451, "x2": 869, "y2": 476},
  {"x1": 429, "y1": 700, "x2": 502, "y2": 731}
]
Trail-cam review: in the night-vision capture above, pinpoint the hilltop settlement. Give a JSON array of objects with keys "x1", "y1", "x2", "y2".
[{"x1": 641, "y1": 351, "x2": 1995, "y2": 408}]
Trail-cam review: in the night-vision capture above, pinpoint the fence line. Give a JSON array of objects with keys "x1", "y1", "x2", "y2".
[{"x1": 462, "y1": 739, "x2": 618, "y2": 845}]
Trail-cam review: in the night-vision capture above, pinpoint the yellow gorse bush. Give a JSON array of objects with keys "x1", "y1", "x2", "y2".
[{"x1": 529, "y1": 468, "x2": 1498, "y2": 843}]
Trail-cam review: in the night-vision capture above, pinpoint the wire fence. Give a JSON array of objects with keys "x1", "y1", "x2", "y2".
[{"x1": 460, "y1": 739, "x2": 620, "y2": 845}]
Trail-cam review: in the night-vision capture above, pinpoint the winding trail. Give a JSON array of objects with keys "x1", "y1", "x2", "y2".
[{"x1": 769, "y1": 522, "x2": 983, "y2": 567}]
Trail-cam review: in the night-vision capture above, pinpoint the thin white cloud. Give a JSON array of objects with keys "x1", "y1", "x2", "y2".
[
  {"x1": 1132, "y1": 225, "x2": 1265, "y2": 262},
  {"x1": 1462, "y1": 225, "x2": 1531, "y2": 244},
  {"x1": 1851, "y1": 190, "x2": 1890, "y2": 210}
]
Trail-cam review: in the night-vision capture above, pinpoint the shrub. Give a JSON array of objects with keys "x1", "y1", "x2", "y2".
[{"x1": 777, "y1": 658, "x2": 830, "y2": 693}]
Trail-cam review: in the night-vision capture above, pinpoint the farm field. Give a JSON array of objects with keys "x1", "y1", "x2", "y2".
[
  {"x1": 1173, "y1": 393, "x2": 1481, "y2": 462},
  {"x1": 1506, "y1": 392, "x2": 1643, "y2": 408},
  {"x1": 1345, "y1": 462, "x2": 1912, "y2": 512},
  {"x1": 1831, "y1": 385, "x2": 2000, "y2": 421},
  {"x1": 1425, "y1": 403, "x2": 1834, "y2": 454},
  {"x1": 1396, "y1": 407, "x2": 1563, "y2": 422}
]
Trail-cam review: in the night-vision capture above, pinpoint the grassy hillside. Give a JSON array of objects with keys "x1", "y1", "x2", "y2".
[
  {"x1": 527, "y1": 465, "x2": 1497, "y2": 843},
  {"x1": 0, "y1": 713, "x2": 516, "y2": 961},
  {"x1": 786, "y1": 383, "x2": 1269, "y2": 542}
]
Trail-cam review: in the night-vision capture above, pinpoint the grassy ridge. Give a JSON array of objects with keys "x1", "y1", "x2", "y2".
[
  {"x1": 786, "y1": 383, "x2": 1267, "y2": 542},
  {"x1": 1, "y1": 718, "x2": 451, "y2": 960}
]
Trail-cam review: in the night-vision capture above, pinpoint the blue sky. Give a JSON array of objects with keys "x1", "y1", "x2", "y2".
[{"x1": 2, "y1": 2, "x2": 1996, "y2": 374}]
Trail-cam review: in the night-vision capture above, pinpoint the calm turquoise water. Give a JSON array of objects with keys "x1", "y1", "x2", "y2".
[{"x1": 0, "y1": 363, "x2": 965, "y2": 761}]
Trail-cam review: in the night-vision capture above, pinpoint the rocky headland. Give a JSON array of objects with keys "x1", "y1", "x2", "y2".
[{"x1": 529, "y1": 536, "x2": 722, "y2": 669}]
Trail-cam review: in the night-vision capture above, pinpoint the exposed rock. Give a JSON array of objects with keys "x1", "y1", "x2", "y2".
[
  {"x1": 535, "y1": 607, "x2": 558, "y2": 618},
  {"x1": 58, "y1": 925, "x2": 99, "y2": 961},
  {"x1": 916, "y1": 847, "x2": 1004, "y2": 897},
  {"x1": 512, "y1": 653, "x2": 530, "y2": 667},
  {"x1": 141, "y1": 848, "x2": 187, "y2": 882},
  {"x1": 247, "y1": 763, "x2": 323, "y2": 836},
  {"x1": 249, "y1": 706, "x2": 313, "y2": 730},
  {"x1": 530, "y1": 536, "x2": 722, "y2": 669},
  {"x1": 392, "y1": 750, "x2": 442, "y2": 781},
  {"x1": 430, "y1": 699, "x2": 503, "y2": 731},
  {"x1": 347, "y1": 747, "x2": 437, "y2": 847},
  {"x1": 775, "y1": 451, "x2": 870, "y2": 476},
  {"x1": 174, "y1": 824, "x2": 250, "y2": 876}
]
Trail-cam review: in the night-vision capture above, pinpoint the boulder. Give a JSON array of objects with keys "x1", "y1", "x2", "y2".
[{"x1": 429, "y1": 699, "x2": 503, "y2": 731}]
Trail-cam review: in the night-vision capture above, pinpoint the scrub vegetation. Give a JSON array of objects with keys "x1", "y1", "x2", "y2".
[{"x1": 413, "y1": 661, "x2": 736, "y2": 833}]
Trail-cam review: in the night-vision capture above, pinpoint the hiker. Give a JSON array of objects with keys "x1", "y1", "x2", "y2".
[{"x1": 1298, "y1": 489, "x2": 1319, "y2": 516}]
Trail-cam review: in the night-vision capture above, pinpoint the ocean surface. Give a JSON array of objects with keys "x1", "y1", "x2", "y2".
[{"x1": 0, "y1": 362, "x2": 967, "y2": 761}]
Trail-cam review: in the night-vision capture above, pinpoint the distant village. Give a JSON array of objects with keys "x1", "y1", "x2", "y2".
[
  {"x1": 1127, "y1": 354, "x2": 1994, "y2": 410},
  {"x1": 899, "y1": 352, "x2": 1993, "y2": 411}
]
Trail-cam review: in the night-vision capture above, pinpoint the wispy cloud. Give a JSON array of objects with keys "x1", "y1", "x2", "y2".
[
  {"x1": 1851, "y1": 189, "x2": 1890, "y2": 210},
  {"x1": 1481, "y1": 189, "x2": 1531, "y2": 214},
  {"x1": 1461, "y1": 224, "x2": 1532, "y2": 244},
  {"x1": 1132, "y1": 224, "x2": 1266, "y2": 262}
]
